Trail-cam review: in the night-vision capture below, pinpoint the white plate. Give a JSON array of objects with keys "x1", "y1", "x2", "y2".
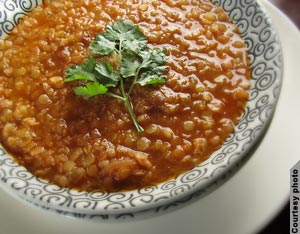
[
  {"x1": 0, "y1": 0, "x2": 283, "y2": 216},
  {"x1": 0, "y1": 0, "x2": 298, "y2": 233}
]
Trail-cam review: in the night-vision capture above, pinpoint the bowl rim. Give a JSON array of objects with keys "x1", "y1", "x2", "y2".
[{"x1": 0, "y1": 0, "x2": 283, "y2": 217}]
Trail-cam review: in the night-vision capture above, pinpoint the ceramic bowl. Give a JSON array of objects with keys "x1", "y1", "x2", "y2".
[{"x1": 0, "y1": 0, "x2": 283, "y2": 220}]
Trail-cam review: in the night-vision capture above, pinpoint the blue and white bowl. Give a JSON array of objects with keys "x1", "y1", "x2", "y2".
[{"x1": 0, "y1": 0, "x2": 283, "y2": 220}]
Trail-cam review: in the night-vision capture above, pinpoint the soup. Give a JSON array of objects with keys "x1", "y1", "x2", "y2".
[{"x1": 0, "y1": 0, "x2": 251, "y2": 192}]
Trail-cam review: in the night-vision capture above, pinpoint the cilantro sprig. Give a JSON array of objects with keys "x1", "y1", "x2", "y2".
[{"x1": 64, "y1": 20, "x2": 167, "y2": 133}]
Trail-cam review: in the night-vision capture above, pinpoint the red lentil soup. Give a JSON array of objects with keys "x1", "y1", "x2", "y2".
[{"x1": 0, "y1": 0, "x2": 251, "y2": 192}]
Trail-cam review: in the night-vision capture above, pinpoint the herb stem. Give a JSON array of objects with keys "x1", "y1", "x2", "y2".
[
  {"x1": 107, "y1": 92, "x2": 125, "y2": 101},
  {"x1": 119, "y1": 73, "x2": 143, "y2": 133},
  {"x1": 128, "y1": 67, "x2": 141, "y2": 96},
  {"x1": 124, "y1": 96, "x2": 144, "y2": 134}
]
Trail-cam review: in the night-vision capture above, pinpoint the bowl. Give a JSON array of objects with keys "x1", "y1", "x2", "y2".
[{"x1": 0, "y1": 0, "x2": 283, "y2": 220}]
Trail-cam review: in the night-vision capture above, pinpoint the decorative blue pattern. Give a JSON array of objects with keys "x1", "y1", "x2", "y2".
[
  {"x1": 0, "y1": 0, "x2": 43, "y2": 38},
  {"x1": 0, "y1": 0, "x2": 283, "y2": 220}
]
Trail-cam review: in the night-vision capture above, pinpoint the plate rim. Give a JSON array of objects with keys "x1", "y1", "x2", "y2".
[{"x1": 0, "y1": 0, "x2": 283, "y2": 218}]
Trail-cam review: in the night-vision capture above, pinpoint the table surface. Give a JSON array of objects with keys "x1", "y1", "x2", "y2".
[
  {"x1": 0, "y1": 1, "x2": 298, "y2": 234},
  {"x1": 269, "y1": 0, "x2": 300, "y2": 28}
]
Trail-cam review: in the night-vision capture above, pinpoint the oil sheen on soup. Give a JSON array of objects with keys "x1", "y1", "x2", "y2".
[{"x1": 0, "y1": 0, "x2": 251, "y2": 192}]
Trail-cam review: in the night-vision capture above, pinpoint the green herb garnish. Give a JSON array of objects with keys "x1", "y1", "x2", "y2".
[{"x1": 64, "y1": 20, "x2": 167, "y2": 134}]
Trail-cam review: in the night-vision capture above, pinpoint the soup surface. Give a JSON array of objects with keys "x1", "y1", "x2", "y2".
[{"x1": 0, "y1": 0, "x2": 251, "y2": 192}]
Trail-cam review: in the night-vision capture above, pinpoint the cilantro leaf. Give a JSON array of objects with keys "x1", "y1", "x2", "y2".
[
  {"x1": 80, "y1": 57, "x2": 97, "y2": 71},
  {"x1": 137, "y1": 72, "x2": 166, "y2": 86},
  {"x1": 120, "y1": 52, "x2": 141, "y2": 78},
  {"x1": 64, "y1": 20, "x2": 168, "y2": 134},
  {"x1": 94, "y1": 62, "x2": 120, "y2": 87},
  {"x1": 64, "y1": 57, "x2": 97, "y2": 82},
  {"x1": 140, "y1": 48, "x2": 167, "y2": 69},
  {"x1": 90, "y1": 35, "x2": 116, "y2": 55},
  {"x1": 135, "y1": 48, "x2": 167, "y2": 86},
  {"x1": 74, "y1": 82, "x2": 108, "y2": 98},
  {"x1": 122, "y1": 39, "x2": 147, "y2": 54},
  {"x1": 64, "y1": 71, "x2": 95, "y2": 82},
  {"x1": 103, "y1": 20, "x2": 145, "y2": 43}
]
